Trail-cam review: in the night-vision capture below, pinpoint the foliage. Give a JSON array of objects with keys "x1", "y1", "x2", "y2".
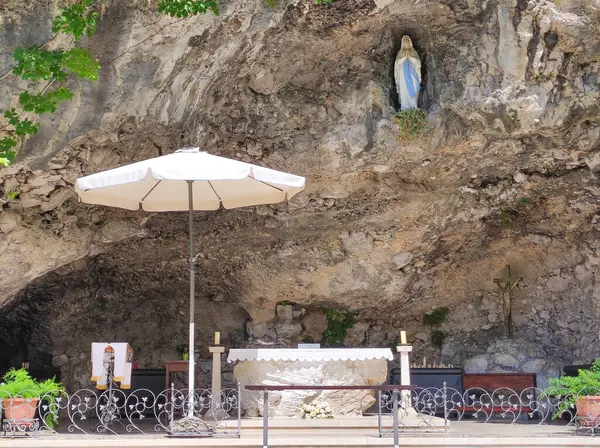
[
  {"x1": 430, "y1": 329, "x2": 446, "y2": 348},
  {"x1": 0, "y1": 368, "x2": 65, "y2": 428},
  {"x1": 392, "y1": 108, "x2": 428, "y2": 140},
  {"x1": 61, "y1": 48, "x2": 101, "y2": 80},
  {"x1": 321, "y1": 308, "x2": 357, "y2": 347},
  {"x1": 19, "y1": 88, "x2": 74, "y2": 114},
  {"x1": 6, "y1": 189, "x2": 19, "y2": 201},
  {"x1": 157, "y1": 0, "x2": 219, "y2": 17},
  {"x1": 544, "y1": 359, "x2": 600, "y2": 419},
  {"x1": 4, "y1": 110, "x2": 39, "y2": 136},
  {"x1": 2, "y1": 0, "x2": 226, "y2": 166},
  {"x1": 1, "y1": 0, "x2": 101, "y2": 167},
  {"x1": 263, "y1": 0, "x2": 279, "y2": 7},
  {"x1": 300, "y1": 400, "x2": 333, "y2": 419},
  {"x1": 499, "y1": 197, "x2": 531, "y2": 225},
  {"x1": 52, "y1": 0, "x2": 99, "y2": 39},
  {"x1": 423, "y1": 307, "x2": 449, "y2": 327},
  {"x1": 423, "y1": 308, "x2": 449, "y2": 351},
  {"x1": 12, "y1": 47, "x2": 99, "y2": 82},
  {"x1": 0, "y1": 137, "x2": 18, "y2": 166},
  {"x1": 12, "y1": 48, "x2": 66, "y2": 81}
]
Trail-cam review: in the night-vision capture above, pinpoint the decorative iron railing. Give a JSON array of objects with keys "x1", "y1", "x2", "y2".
[
  {"x1": 0, "y1": 385, "x2": 241, "y2": 438},
  {"x1": 2, "y1": 384, "x2": 600, "y2": 439},
  {"x1": 377, "y1": 385, "x2": 600, "y2": 436}
]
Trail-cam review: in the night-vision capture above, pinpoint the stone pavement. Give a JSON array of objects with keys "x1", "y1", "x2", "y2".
[{"x1": 1, "y1": 417, "x2": 599, "y2": 448}]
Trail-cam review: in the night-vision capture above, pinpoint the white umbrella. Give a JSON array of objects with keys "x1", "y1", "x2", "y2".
[{"x1": 75, "y1": 147, "x2": 305, "y2": 408}]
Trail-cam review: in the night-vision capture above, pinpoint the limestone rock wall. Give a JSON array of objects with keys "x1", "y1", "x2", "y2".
[{"x1": 1, "y1": 0, "x2": 600, "y2": 386}]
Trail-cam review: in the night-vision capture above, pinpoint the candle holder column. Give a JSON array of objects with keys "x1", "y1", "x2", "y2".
[
  {"x1": 396, "y1": 344, "x2": 414, "y2": 414},
  {"x1": 209, "y1": 345, "x2": 226, "y2": 417}
]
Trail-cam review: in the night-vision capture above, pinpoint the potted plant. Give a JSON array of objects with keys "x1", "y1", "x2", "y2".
[
  {"x1": 0, "y1": 368, "x2": 64, "y2": 429},
  {"x1": 544, "y1": 358, "x2": 600, "y2": 425}
]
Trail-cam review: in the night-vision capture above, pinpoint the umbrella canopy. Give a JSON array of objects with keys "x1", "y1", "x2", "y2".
[
  {"x1": 75, "y1": 147, "x2": 305, "y2": 413},
  {"x1": 75, "y1": 147, "x2": 306, "y2": 211}
]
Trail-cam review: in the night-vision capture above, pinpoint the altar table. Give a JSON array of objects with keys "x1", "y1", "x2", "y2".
[{"x1": 227, "y1": 348, "x2": 394, "y2": 417}]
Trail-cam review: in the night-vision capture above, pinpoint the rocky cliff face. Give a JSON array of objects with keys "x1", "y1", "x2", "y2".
[{"x1": 0, "y1": 0, "x2": 599, "y2": 388}]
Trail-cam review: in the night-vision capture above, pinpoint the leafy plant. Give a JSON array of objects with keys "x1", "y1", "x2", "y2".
[
  {"x1": 157, "y1": 0, "x2": 219, "y2": 17},
  {"x1": 499, "y1": 197, "x2": 531, "y2": 225},
  {"x1": 392, "y1": 108, "x2": 428, "y2": 140},
  {"x1": 61, "y1": 48, "x2": 101, "y2": 80},
  {"x1": 430, "y1": 329, "x2": 445, "y2": 348},
  {"x1": 52, "y1": 0, "x2": 100, "y2": 39},
  {"x1": 544, "y1": 359, "x2": 600, "y2": 419},
  {"x1": 423, "y1": 308, "x2": 449, "y2": 352},
  {"x1": 12, "y1": 48, "x2": 66, "y2": 81},
  {"x1": 6, "y1": 189, "x2": 20, "y2": 201},
  {"x1": 19, "y1": 88, "x2": 74, "y2": 114},
  {"x1": 423, "y1": 307, "x2": 449, "y2": 327},
  {"x1": 315, "y1": 0, "x2": 335, "y2": 5},
  {"x1": 1, "y1": 0, "x2": 101, "y2": 167},
  {"x1": 321, "y1": 308, "x2": 357, "y2": 347},
  {"x1": 0, "y1": 368, "x2": 65, "y2": 428}
]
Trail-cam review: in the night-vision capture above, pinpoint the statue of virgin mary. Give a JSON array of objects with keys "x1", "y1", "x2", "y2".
[{"x1": 394, "y1": 36, "x2": 422, "y2": 110}]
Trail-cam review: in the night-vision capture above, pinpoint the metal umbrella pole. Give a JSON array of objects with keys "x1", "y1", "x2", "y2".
[{"x1": 187, "y1": 181, "x2": 195, "y2": 417}]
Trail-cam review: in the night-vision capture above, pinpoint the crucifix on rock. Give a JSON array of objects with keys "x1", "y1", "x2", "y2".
[{"x1": 493, "y1": 265, "x2": 523, "y2": 338}]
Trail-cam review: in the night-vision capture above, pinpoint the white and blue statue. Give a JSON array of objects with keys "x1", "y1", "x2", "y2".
[{"x1": 394, "y1": 35, "x2": 422, "y2": 110}]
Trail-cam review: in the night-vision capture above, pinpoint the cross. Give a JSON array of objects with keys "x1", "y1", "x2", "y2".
[{"x1": 493, "y1": 265, "x2": 522, "y2": 337}]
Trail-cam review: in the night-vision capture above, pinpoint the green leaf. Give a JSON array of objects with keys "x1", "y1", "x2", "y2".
[
  {"x1": 61, "y1": 48, "x2": 100, "y2": 80},
  {"x1": 321, "y1": 308, "x2": 357, "y2": 347},
  {"x1": 0, "y1": 136, "x2": 17, "y2": 166},
  {"x1": 0, "y1": 368, "x2": 64, "y2": 427},
  {"x1": 3, "y1": 111, "x2": 39, "y2": 136},
  {"x1": 13, "y1": 47, "x2": 67, "y2": 82},
  {"x1": 19, "y1": 88, "x2": 74, "y2": 114},
  {"x1": 52, "y1": 0, "x2": 99, "y2": 40},
  {"x1": 14, "y1": 118, "x2": 40, "y2": 136},
  {"x1": 4, "y1": 109, "x2": 20, "y2": 126},
  {"x1": 157, "y1": 0, "x2": 219, "y2": 17},
  {"x1": 543, "y1": 358, "x2": 600, "y2": 419}
]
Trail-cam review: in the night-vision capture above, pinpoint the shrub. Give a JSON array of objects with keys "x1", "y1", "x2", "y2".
[
  {"x1": 544, "y1": 359, "x2": 600, "y2": 419},
  {"x1": 423, "y1": 307, "x2": 449, "y2": 327},
  {"x1": 321, "y1": 308, "x2": 357, "y2": 347},
  {"x1": 392, "y1": 108, "x2": 428, "y2": 140}
]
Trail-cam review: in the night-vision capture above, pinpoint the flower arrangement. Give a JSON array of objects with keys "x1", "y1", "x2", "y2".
[{"x1": 300, "y1": 400, "x2": 333, "y2": 419}]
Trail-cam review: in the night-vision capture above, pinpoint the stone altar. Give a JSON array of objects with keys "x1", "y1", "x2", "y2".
[{"x1": 228, "y1": 348, "x2": 393, "y2": 417}]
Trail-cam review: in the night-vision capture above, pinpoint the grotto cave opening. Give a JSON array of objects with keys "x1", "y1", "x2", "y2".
[{"x1": 0, "y1": 236, "x2": 251, "y2": 390}]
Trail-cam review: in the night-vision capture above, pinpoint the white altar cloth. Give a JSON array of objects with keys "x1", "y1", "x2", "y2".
[
  {"x1": 227, "y1": 348, "x2": 394, "y2": 363},
  {"x1": 228, "y1": 348, "x2": 393, "y2": 417}
]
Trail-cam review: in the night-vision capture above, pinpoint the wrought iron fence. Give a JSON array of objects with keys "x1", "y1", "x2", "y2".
[
  {"x1": 3, "y1": 383, "x2": 600, "y2": 439},
  {"x1": 0, "y1": 385, "x2": 241, "y2": 438},
  {"x1": 377, "y1": 385, "x2": 600, "y2": 436}
]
